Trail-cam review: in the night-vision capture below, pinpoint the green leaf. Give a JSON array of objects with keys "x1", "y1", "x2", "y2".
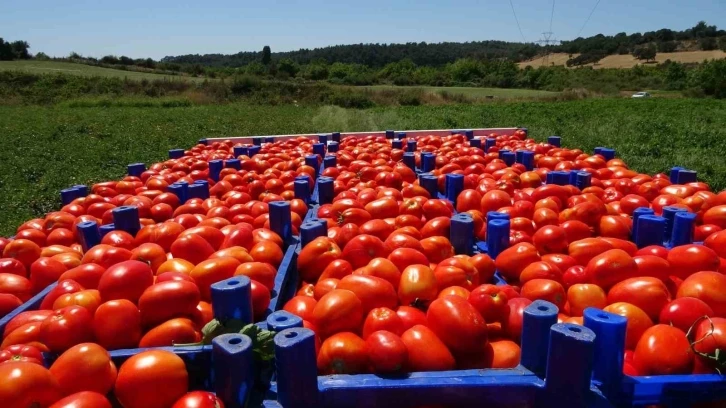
[{"x1": 240, "y1": 323, "x2": 276, "y2": 362}]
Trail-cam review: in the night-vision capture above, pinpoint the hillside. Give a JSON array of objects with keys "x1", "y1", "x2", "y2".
[
  {"x1": 519, "y1": 50, "x2": 726, "y2": 69},
  {"x1": 0, "y1": 60, "x2": 201, "y2": 82}
]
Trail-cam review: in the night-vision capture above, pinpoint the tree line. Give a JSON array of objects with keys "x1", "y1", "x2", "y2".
[{"x1": 0, "y1": 38, "x2": 30, "y2": 60}]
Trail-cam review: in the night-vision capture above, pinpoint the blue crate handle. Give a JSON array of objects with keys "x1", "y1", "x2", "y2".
[
  {"x1": 127, "y1": 163, "x2": 146, "y2": 177},
  {"x1": 669, "y1": 166, "x2": 685, "y2": 183},
  {"x1": 60, "y1": 188, "x2": 81, "y2": 205},
  {"x1": 407, "y1": 140, "x2": 417, "y2": 152},
  {"x1": 631, "y1": 207, "x2": 654, "y2": 242},
  {"x1": 593, "y1": 147, "x2": 604, "y2": 155},
  {"x1": 583, "y1": 308, "x2": 627, "y2": 397},
  {"x1": 464, "y1": 130, "x2": 474, "y2": 140},
  {"x1": 213, "y1": 333, "x2": 255, "y2": 408},
  {"x1": 445, "y1": 174, "x2": 464, "y2": 204},
  {"x1": 233, "y1": 146, "x2": 248, "y2": 157},
  {"x1": 670, "y1": 211, "x2": 696, "y2": 247},
  {"x1": 188, "y1": 182, "x2": 210, "y2": 200},
  {"x1": 211, "y1": 276, "x2": 253, "y2": 324},
  {"x1": 385, "y1": 130, "x2": 394, "y2": 139},
  {"x1": 576, "y1": 172, "x2": 592, "y2": 190},
  {"x1": 300, "y1": 220, "x2": 327, "y2": 248},
  {"x1": 469, "y1": 138, "x2": 481, "y2": 149},
  {"x1": 403, "y1": 152, "x2": 415, "y2": 170},
  {"x1": 313, "y1": 143, "x2": 326, "y2": 156},
  {"x1": 225, "y1": 159, "x2": 242, "y2": 170},
  {"x1": 676, "y1": 169, "x2": 697, "y2": 184},
  {"x1": 546, "y1": 171, "x2": 570, "y2": 186},
  {"x1": 392, "y1": 139, "x2": 402, "y2": 149},
  {"x1": 662, "y1": 206, "x2": 686, "y2": 244},
  {"x1": 421, "y1": 153, "x2": 435, "y2": 173},
  {"x1": 77, "y1": 221, "x2": 101, "y2": 252},
  {"x1": 328, "y1": 142, "x2": 339, "y2": 153},
  {"x1": 305, "y1": 156, "x2": 319, "y2": 176},
  {"x1": 99, "y1": 223, "x2": 115, "y2": 237},
  {"x1": 252, "y1": 137, "x2": 262, "y2": 146},
  {"x1": 545, "y1": 323, "x2": 596, "y2": 401},
  {"x1": 294, "y1": 179, "x2": 311, "y2": 204},
  {"x1": 112, "y1": 206, "x2": 140, "y2": 236},
  {"x1": 264, "y1": 137, "x2": 274, "y2": 144},
  {"x1": 209, "y1": 160, "x2": 224, "y2": 182},
  {"x1": 485, "y1": 138, "x2": 496, "y2": 152},
  {"x1": 248, "y1": 145, "x2": 261, "y2": 157},
  {"x1": 419, "y1": 174, "x2": 438, "y2": 198},
  {"x1": 332, "y1": 132, "x2": 341, "y2": 142},
  {"x1": 323, "y1": 155, "x2": 336, "y2": 169},
  {"x1": 396, "y1": 132, "x2": 406, "y2": 140},
  {"x1": 318, "y1": 134, "x2": 328, "y2": 144},
  {"x1": 635, "y1": 215, "x2": 666, "y2": 248},
  {"x1": 521, "y1": 300, "x2": 558, "y2": 378},
  {"x1": 168, "y1": 183, "x2": 188, "y2": 204},
  {"x1": 502, "y1": 151, "x2": 516, "y2": 166},
  {"x1": 515, "y1": 150, "x2": 525, "y2": 164},
  {"x1": 169, "y1": 149, "x2": 185, "y2": 159},
  {"x1": 600, "y1": 148, "x2": 616, "y2": 160},
  {"x1": 269, "y1": 201, "x2": 293, "y2": 244},
  {"x1": 266, "y1": 310, "x2": 303, "y2": 332},
  {"x1": 317, "y1": 177, "x2": 334, "y2": 205},
  {"x1": 548, "y1": 136, "x2": 561, "y2": 147},
  {"x1": 73, "y1": 185, "x2": 88, "y2": 197},
  {"x1": 521, "y1": 151, "x2": 535, "y2": 171},
  {"x1": 450, "y1": 213, "x2": 474, "y2": 255},
  {"x1": 486, "y1": 218, "x2": 510, "y2": 259},
  {"x1": 274, "y1": 328, "x2": 320, "y2": 408}
]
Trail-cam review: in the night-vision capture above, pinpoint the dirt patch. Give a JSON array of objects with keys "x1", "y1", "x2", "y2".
[{"x1": 519, "y1": 50, "x2": 726, "y2": 69}]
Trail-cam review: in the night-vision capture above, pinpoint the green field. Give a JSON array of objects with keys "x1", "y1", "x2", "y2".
[
  {"x1": 1, "y1": 98, "x2": 725, "y2": 235},
  {"x1": 362, "y1": 85, "x2": 560, "y2": 99},
  {"x1": 0, "y1": 60, "x2": 200, "y2": 82}
]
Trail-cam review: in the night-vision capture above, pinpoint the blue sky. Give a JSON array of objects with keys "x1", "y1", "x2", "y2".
[{"x1": 1, "y1": 0, "x2": 723, "y2": 59}]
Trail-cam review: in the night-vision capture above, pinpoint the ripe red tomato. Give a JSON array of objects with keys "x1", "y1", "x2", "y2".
[
  {"x1": 49, "y1": 391, "x2": 112, "y2": 408},
  {"x1": 3, "y1": 239, "x2": 42, "y2": 268},
  {"x1": 29, "y1": 257, "x2": 68, "y2": 294},
  {"x1": 115, "y1": 350, "x2": 189, "y2": 408},
  {"x1": 366, "y1": 330, "x2": 408, "y2": 373},
  {"x1": 337, "y1": 274, "x2": 397, "y2": 315},
  {"x1": 297, "y1": 237, "x2": 343, "y2": 283},
  {"x1": 172, "y1": 391, "x2": 225, "y2": 408},
  {"x1": 635, "y1": 245, "x2": 670, "y2": 259},
  {"x1": 604, "y1": 302, "x2": 654, "y2": 350},
  {"x1": 0, "y1": 273, "x2": 32, "y2": 302},
  {"x1": 139, "y1": 318, "x2": 198, "y2": 347},
  {"x1": 521, "y1": 279, "x2": 566, "y2": 309},
  {"x1": 130, "y1": 243, "x2": 167, "y2": 274},
  {"x1": 633, "y1": 324, "x2": 693, "y2": 375},
  {"x1": 504, "y1": 297, "x2": 532, "y2": 343},
  {"x1": 607, "y1": 277, "x2": 671, "y2": 321},
  {"x1": 190, "y1": 257, "x2": 241, "y2": 300},
  {"x1": 80, "y1": 244, "x2": 133, "y2": 269},
  {"x1": 0, "y1": 257, "x2": 27, "y2": 277},
  {"x1": 396, "y1": 305, "x2": 428, "y2": 331},
  {"x1": 52, "y1": 289, "x2": 102, "y2": 315},
  {"x1": 677, "y1": 271, "x2": 726, "y2": 317},
  {"x1": 250, "y1": 279, "x2": 271, "y2": 320},
  {"x1": 532, "y1": 226, "x2": 568, "y2": 254},
  {"x1": 362, "y1": 307, "x2": 405, "y2": 339},
  {"x1": 419, "y1": 236, "x2": 455, "y2": 263},
  {"x1": 427, "y1": 295, "x2": 488, "y2": 353},
  {"x1": 342, "y1": 235, "x2": 390, "y2": 269},
  {"x1": 58, "y1": 264, "x2": 106, "y2": 290},
  {"x1": 692, "y1": 317, "x2": 726, "y2": 373},
  {"x1": 97, "y1": 260, "x2": 154, "y2": 303},
  {"x1": 312, "y1": 289, "x2": 364, "y2": 338},
  {"x1": 519, "y1": 261, "x2": 563, "y2": 284},
  {"x1": 0, "y1": 344, "x2": 44, "y2": 365},
  {"x1": 568, "y1": 238, "x2": 613, "y2": 266},
  {"x1": 667, "y1": 245, "x2": 720, "y2": 280},
  {"x1": 93, "y1": 299, "x2": 142, "y2": 350},
  {"x1": 49, "y1": 343, "x2": 117, "y2": 395},
  {"x1": 495, "y1": 243, "x2": 540, "y2": 282},
  {"x1": 317, "y1": 332, "x2": 369, "y2": 374},
  {"x1": 704, "y1": 230, "x2": 726, "y2": 258},
  {"x1": 659, "y1": 297, "x2": 714, "y2": 333},
  {"x1": 401, "y1": 324, "x2": 455, "y2": 371},
  {"x1": 468, "y1": 284, "x2": 510, "y2": 323},
  {"x1": 39, "y1": 305, "x2": 94, "y2": 352},
  {"x1": 0, "y1": 361, "x2": 62, "y2": 407},
  {"x1": 584, "y1": 249, "x2": 637, "y2": 289},
  {"x1": 387, "y1": 248, "x2": 428, "y2": 274},
  {"x1": 283, "y1": 296, "x2": 317, "y2": 322},
  {"x1": 567, "y1": 284, "x2": 607, "y2": 317},
  {"x1": 234, "y1": 262, "x2": 276, "y2": 290},
  {"x1": 39, "y1": 279, "x2": 83, "y2": 310},
  {"x1": 398, "y1": 264, "x2": 437, "y2": 306},
  {"x1": 170, "y1": 234, "x2": 215, "y2": 265},
  {"x1": 138, "y1": 280, "x2": 201, "y2": 327}
]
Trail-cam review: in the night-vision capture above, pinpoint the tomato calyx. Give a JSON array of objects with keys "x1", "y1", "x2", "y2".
[
  {"x1": 686, "y1": 315, "x2": 726, "y2": 373},
  {"x1": 410, "y1": 298, "x2": 429, "y2": 310},
  {"x1": 175, "y1": 318, "x2": 275, "y2": 362}
]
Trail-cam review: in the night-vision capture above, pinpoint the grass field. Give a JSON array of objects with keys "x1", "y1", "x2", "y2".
[
  {"x1": 0, "y1": 60, "x2": 200, "y2": 82},
  {"x1": 519, "y1": 50, "x2": 726, "y2": 69},
  {"x1": 1, "y1": 98, "x2": 725, "y2": 235},
  {"x1": 362, "y1": 85, "x2": 559, "y2": 99}
]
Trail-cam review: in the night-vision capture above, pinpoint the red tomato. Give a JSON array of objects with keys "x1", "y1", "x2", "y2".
[
  {"x1": 283, "y1": 296, "x2": 317, "y2": 322},
  {"x1": 396, "y1": 306, "x2": 428, "y2": 331},
  {"x1": 39, "y1": 279, "x2": 84, "y2": 310},
  {"x1": 337, "y1": 274, "x2": 397, "y2": 315},
  {"x1": 172, "y1": 391, "x2": 225, "y2": 408},
  {"x1": 427, "y1": 295, "x2": 488, "y2": 353},
  {"x1": 484, "y1": 339, "x2": 522, "y2": 369},
  {"x1": 567, "y1": 284, "x2": 607, "y2": 317},
  {"x1": 456, "y1": 190, "x2": 483, "y2": 213},
  {"x1": 504, "y1": 297, "x2": 532, "y2": 343},
  {"x1": 468, "y1": 284, "x2": 510, "y2": 323},
  {"x1": 362, "y1": 307, "x2": 405, "y2": 339},
  {"x1": 49, "y1": 343, "x2": 117, "y2": 395},
  {"x1": 0, "y1": 258, "x2": 27, "y2": 277},
  {"x1": 677, "y1": 271, "x2": 726, "y2": 317},
  {"x1": 49, "y1": 391, "x2": 112, "y2": 408},
  {"x1": 398, "y1": 264, "x2": 437, "y2": 306},
  {"x1": 29, "y1": 257, "x2": 68, "y2": 294},
  {"x1": 0, "y1": 344, "x2": 44, "y2": 365},
  {"x1": 667, "y1": 245, "x2": 720, "y2": 279},
  {"x1": 2, "y1": 310, "x2": 52, "y2": 338},
  {"x1": 401, "y1": 325, "x2": 455, "y2": 371},
  {"x1": 704, "y1": 230, "x2": 726, "y2": 258},
  {"x1": 170, "y1": 234, "x2": 215, "y2": 265},
  {"x1": 611, "y1": 271, "x2": 670, "y2": 312},
  {"x1": 633, "y1": 324, "x2": 693, "y2": 375},
  {"x1": 3, "y1": 239, "x2": 42, "y2": 268},
  {"x1": 584, "y1": 249, "x2": 637, "y2": 289},
  {"x1": 97, "y1": 260, "x2": 154, "y2": 304},
  {"x1": 387, "y1": 248, "x2": 428, "y2": 274},
  {"x1": 342, "y1": 235, "x2": 390, "y2": 269},
  {"x1": 692, "y1": 317, "x2": 726, "y2": 373},
  {"x1": 561, "y1": 220, "x2": 592, "y2": 243},
  {"x1": 521, "y1": 279, "x2": 566, "y2": 309},
  {"x1": 568, "y1": 238, "x2": 613, "y2": 266},
  {"x1": 659, "y1": 297, "x2": 714, "y2": 333},
  {"x1": 39, "y1": 305, "x2": 94, "y2": 352},
  {"x1": 234, "y1": 262, "x2": 276, "y2": 290},
  {"x1": 190, "y1": 257, "x2": 241, "y2": 301},
  {"x1": 495, "y1": 243, "x2": 540, "y2": 282},
  {"x1": 297, "y1": 237, "x2": 342, "y2": 282},
  {"x1": 140, "y1": 318, "x2": 198, "y2": 347},
  {"x1": 80, "y1": 244, "x2": 133, "y2": 269},
  {"x1": 130, "y1": 243, "x2": 167, "y2": 274},
  {"x1": 317, "y1": 332, "x2": 369, "y2": 374},
  {"x1": 250, "y1": 279, "x2": 271, "y2": 320},
  {"x1": 604, "y1": 302, "x2": 654, "y2": 350},
  {"x1": 138, "y1": 280, "x2": 201, "y2": 327},
  {"x1": 366, "y1": 330, "x2": 408, "y2": 373},
  {"x1": 0, "y1": 361, "x2": 62, "y2": 408},
  {"x1": 532, "y1": 226, "x2": 568, "y2": 254},
  {"x1": 115, "y1": 350, "x2": 189, "y2": 408},
  {"x1": 632, "y1": 255, "x2": 671, "y2": 282},
  {"x1": 519, "y1": 261, "x2": 563, "y2": 284},
  {"x1": 419, "y1": 236, "x2": 455, "y2": 263},
  {"x1": 52, "y1": 289, "x2": 102, "y2": 315},
  {"x1": 93, "y1": 299, "x2": 142, "y2": 350},
  {"x1": 312, "y1": 289, "x2": 364, "y2": 338},
  {"x1": 58, "y1": 264, "x2": 106, "y2": 290},
  {"x1": 635, "y1": 245, "x2": 670, "y2": 259},
  {"x1": 319, "y1": 259, "x2": 354, "y2": 281}
]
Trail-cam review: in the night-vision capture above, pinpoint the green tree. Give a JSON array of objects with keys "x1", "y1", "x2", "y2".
[
  {"x1": 245, "y1": 61, "x2": 266, "y2": 76},
  {"x1": 262, "y1": 46, "x2": 271, "y2": 65},
  {"x1": 633, "y1": 45, "x2": 656, "y2": 62},
  {"x1": 10, "y1": 41, "x2": 30, "y2": 59},
  {"x1": 277, "y1": 58, "x2": 299, "y2": 77},
  {"x1": 720, "y1": 37, "x2": 726, "y2": 52},
  {"x1": 665, "y1": 62, "x2": 687, "y2": 90},
  {"x1": 700, "y1": 37, "x2": 718, "y2": 51},
  {"x1": 0, "y1": 39, "x2": 14, "y2": 60},
  {"x1": 34, "y1": 52, "x2": 50, "y2": 61}
]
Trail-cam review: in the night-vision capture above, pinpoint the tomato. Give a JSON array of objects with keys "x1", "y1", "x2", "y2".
[
  {"x1": 2, "y1": 310, "x2": 52, "y2": 338},
  {"x1": 604, "y1": 302, "x2": 654, "y2": 350},
  {"x1": 659, "y1": 297, "x2": 714, "y2": 333},
  {"x1": 468, "y1": 284, "x2": 510, "y2": 324},
  {"x1": 283, "y1": 296, "x2": 317, "y2": 322},
  {"x1": 427, "y1": 295, "x2": 487, "y2": 353},
  {"x1": 362, "y1": 307, "x2": 405, "y2": 339},
  {"x1": 170, "y1": 234, "x2": 215, "y2": 265},
  {"x1": 317, "y1": 332, "x2": 369, "y2": 374},
  {"x1": 519, "y1": 261, "x2": 563, "y2": 284},
  {"x1": 39, "y1": 305, "x2": 94, "y2": 352},
  {"x1": 138, "y1": 280, "x2": 201, "y2": 327},
  {"x1": 319, "y1": 259, "x2": 354, "y2": 281},
  {"x1": 0, "y1": 293, "x2": 22, "y2": 317},
  {"x1": 456, "y1": 189, "x2": 483, "y2": 213},
  {"x1": 703, "y1": 205, "x2": 726, "y2": 228},
  {"x1": 0, "y1": 361, "x2": 62, "y2": 408},
  {"x1": 584, "y1": 249, "x2": 637, "y2": 289},
  {"x1": 667, "y1": 245, "x2": 720, "y2": 280},
  {"x1": 598, "y1": 215, "x2": 632, "y2": 240},
  {"x1": 561, "y1": 220, "x2": 592, "y2": 243},
  {"x1": 521, "y1": 279, "x2": 566, "y2": 309},
  {"x1": 423, "y1": 199, "x2": 454, "y2": 219},
  {"x1": 532, "y1": 226, "x2": 568, "y2": 255},
  {"x1": 567, "y1": 284, "x2": 607, "y2": 317},
  {"x1": 93, "y1": 299, "x2": 142, "y2": 350},
  {"x1": 401, "y1": 325, "x2": 455, "y2": 372},
  {"x1": 385, "y1": 232, "x2": 425, "y2": 253},
  {"x1": 58, "y1": 264, "x2": 106, "y2": 290},
  {"x1": 3, "y1": 239, "x2": 42, "y2": 268},
  {"x1": 172, "y1": 391, "x2": 225, "y2": 408},
  {"x1": 249, "y1": 241, "x2": 284, "y2": 267},
  {"x1": 220, "y1": 224, "x2": 255, "y2": 250},
  {"x1": 38, "y1": 279, "x2": 82, "y2": 310},
  {"x1": 495, "y1": 243, "x2": 540, "y2": 282},
  {"x1": 0, "y1": 272, "x2": 32, "y2": 301},
  {"x1": 49, "y1": 343, "x2": 117, "y2": 395},
  {"x1": 130, "y1": 243, "x2": 167, "y2": 274},
  {"x1": 485, "y1": 339, "x2": 522, "y2": 368},
  {"x1": 49, "y1": 391, "x2": 112, "y2": 408},
  {"x1": 366, "y1": 330, "x2": 408, "y2": 373},
  {"x1": 336, "y1": 274, "x2": 397, "y2": 315},
  {"x1": 633, "y1": 324, "x2": 693, "y2": 375},
  {"x1": 53, "y1": 289, "x2": 103, "y2": 315},
  {"x1": 396, "y1": 306, "x2": 428, "y2": 331},
  {"x1": 420, "y1": 236, "x2": 455, "y2": 263},
  {"x1": 398, "y1": 264, "x2": 437, "y2": 306},
  {"x1": 80, "y1": 245, "x2": 133, "y2": 269},
  {"x1": 691, "y1": 317, "x2": 726, "y2": 373},
  {"x1": 312, "y1": 289, "x2": 364, "y2": 338},
  {"x1": 420, "y1": 217, "x2": 451, "y2": 239},
  {"x1": 634, "y1": 245, "x2": 669, "y2": 259},
  {"x1": 0, "y1": 258, "x2": 26, "y2": 277},
  {"x1": 157, "y1": 259, "x2": 197, "y2": 277},
  {"x1": 568, "y1": 238, "x2": 613, "y2": 266},
  {"x1": 139, "y1": 318, "x2": 198, "y2": 347},
  {"x1": 342, "y1": 235, "x2": 390, "y2": 269},
  {"x1": 365, "y1": 197, "x2": 399, "y2": 219},
  {"x1": 234, "y1": 262, "x2": 277, "y2": 290},
  {"x1": 0, "y1": 344, "x2": 44, "y2": 365},
  {"x1": 387, "y1": 248, "x2": 428, "y2": 274},
  {"x1": 504, "y1": 297, "x2": 532, "y2": 343},
  {"x1": 250, "y1": 279, "x2": 271, "y2": 320},
  {"x1": 470, "y1": 253, "x2": 496, "y2": 283},
  {"x1": 298, "y1": 237, "x2": 342, "y2": 282},
  {"x1": 607, "y1": 277, "x2": 671, "y2": 321},
  {"x1": 190, "y1": 257, "x2": 241, "y2": 300},
  {"x1": 704, "y1": 230, "x2": 726, "y2": 258},
  {"x1": 97, "y1": 260, "x2": 154, "y2": 305},
  {"x1": 115, "y1": 350, "x2": 189, "y2": 408},
  {"x1": 677, "y1": 271, "x2": 726, "y2": 317}
]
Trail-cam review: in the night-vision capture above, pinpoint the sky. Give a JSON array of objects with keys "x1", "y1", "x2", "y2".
[{"x1": 0, "y1": 0, "x2": 724, "y2": 60}]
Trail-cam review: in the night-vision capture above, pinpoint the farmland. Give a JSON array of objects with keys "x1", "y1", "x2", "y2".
[
  {"x1": 0, "y1": 60, "x2": 201, "y2": 82},
  {"x1": 519, "y1": 50, "x2": 726, "y2": 69},
  {"x1": 1, "y1": 97, "x2": 725, "y2": 236},
  {"x1": 361, "y1": 85, "x2": 560, "y2": 100}
]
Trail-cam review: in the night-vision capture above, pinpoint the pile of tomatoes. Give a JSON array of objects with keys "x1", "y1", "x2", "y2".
[{"x1": 1, "y1": 345, "x2": 224, "y2": 408}]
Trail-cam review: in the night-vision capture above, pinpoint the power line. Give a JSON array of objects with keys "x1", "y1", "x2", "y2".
[
  {"x1": 549, "y1": 0, "x2": 556, "y2": 33},
  {"x1": 509, "y1": 0, "x2": 527, "y2": 42},
  {"x1": 576, "y1": 0, "x2": 602, "y2": 38}
]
